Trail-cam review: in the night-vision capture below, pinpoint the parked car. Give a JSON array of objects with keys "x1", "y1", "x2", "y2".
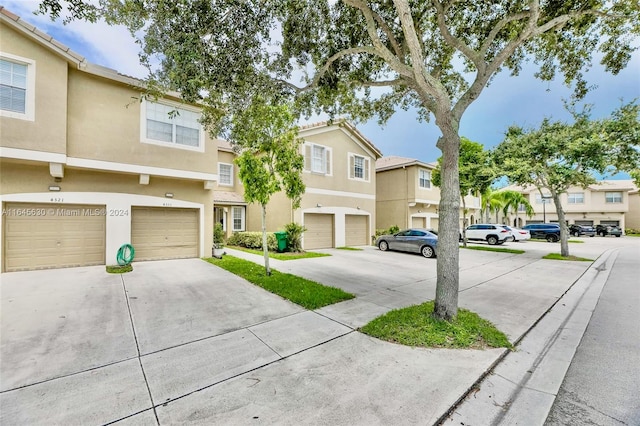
[
  {"x1": 596, "y1": 224, "x2": 622, "y2": 237},
  {"x1": 503, "y1": 226, "x2": 531, "y2": 242},
  {"x1": 426, "y1": 229, "x2": 463, "y2": 242},
  {"x1": 568, "y1": 224, "x2": 596, "y2": 237},
  {"x1": 464, "y1": 224, "x2": 511, "y2": 245},
  {"x1": 376, "y1": 228, "x2": 438, "y2": 258},
  {"x1": 522, "y1": 223, "x2": 561, "y2": 242}
]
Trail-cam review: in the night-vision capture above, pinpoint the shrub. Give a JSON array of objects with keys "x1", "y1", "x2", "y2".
[
  {"x1": 284, "y1": 222, "x2": 306, "y2": 252},
  {"x1": 375, "y1": 225, "x2": 400, "y2": 238},
  {"x1": 625, "y1": 228, "x2": 640, "y2": 235},
  {"x1": 228, "y1": 232, "x2": 277, "y2": 251},
  {"x1": 213, "y1": 223, "x2": 225, "y2": 247}
]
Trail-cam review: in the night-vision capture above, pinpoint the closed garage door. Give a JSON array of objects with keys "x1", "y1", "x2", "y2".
[
  {"x1": 345, "y1": 215, "x2": 368, "y2": 246},
  {"x1": 4, "y1": 203, "x2": 106, "y2": 272},
  {"x1": 575, "y1": 220, "x2": 594, "y2": 226},
  {"x1": 600, "y1": 220, "x2": 620, "y2": 226},
  {"x1": 304, "y1": 214, "x2": 334, "y2": 250},
  {"x1": 412, "y1": 217, "x2": 425, "y2": 228},
  {"x1": 132, "y1": 207, "x2": 198, "y2": 261},
  {"x1": 430, "y1": 218, "x2": 439, "y2": 231}
]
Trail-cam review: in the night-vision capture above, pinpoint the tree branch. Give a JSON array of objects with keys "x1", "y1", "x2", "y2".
[{"x1": 370, "y1": 7, "x2": 405, "y2": 59}]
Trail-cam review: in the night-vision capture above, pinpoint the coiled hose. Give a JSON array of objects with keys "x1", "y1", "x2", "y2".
[{"x1": 117, "y1": 244, "x2": 135, "y2": 266}]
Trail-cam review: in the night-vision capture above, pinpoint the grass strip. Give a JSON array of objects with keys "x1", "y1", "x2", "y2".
[
  {"x1": 204, "y1": 256, "x2": 353, "y2": 309},
  {"x1": 543, "y1": 253, "x2": 593, "y2": 262},
  {"x1": 568, "y1": 239, "x2": 584, "y2": 243},
  {"x1": 228, "y1": 246, "x2": 330, "y2": 260},
  {"x1": 461, "y1": 245, "x2": 525, "y2": 254},
  {"x1": 360, "y1": 301, "x2": 512, "y2": 349},
  {"x1": 336, "y1": 246, "x2": 364, "y2": 251},
  {"x1": 106, "y1": 264, "x2": 133, "y2": 274}
]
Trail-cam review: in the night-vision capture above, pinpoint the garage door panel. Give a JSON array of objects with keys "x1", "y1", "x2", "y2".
[
  {"x1": 132, "y1": 207, "x2": 199, "y2": 261},
  {"x1": 412, "y1": 217, "x2": 424, "y2": 229},
  {"x1": 4, "y1": 203, "x2": 105, "y2": 272},
  {"x1": 304, "y1": 214, "x2": 334, "y2": 250},
  {"x1": 345, "y1": 215, "x2": 368, "y2": 246}
]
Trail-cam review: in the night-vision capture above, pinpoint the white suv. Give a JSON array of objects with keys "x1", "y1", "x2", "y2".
[{"x1": 464, "y1": 224, "x2": 511, "y2": 245}]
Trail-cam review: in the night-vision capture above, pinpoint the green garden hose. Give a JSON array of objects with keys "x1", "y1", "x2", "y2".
[{"x1": 117, "y1": 244, "x2": 135, "y2": 266}]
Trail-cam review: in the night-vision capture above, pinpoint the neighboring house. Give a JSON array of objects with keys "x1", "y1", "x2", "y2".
[
  {"x1": 243, "y1": 120, "x2": 383, "y2": 249},
  {"x1": 213, "y1": 140, "x2": 246, "y2": 239},
  {"x1": 0, "y1": 8, "x2": 218, "y2": 272},
  {"x1": 627, "y1": 188, "x2": 640, "y2": 231},
  {"x1": 502, "y1": 181, "x2": 638, "y2": 231},
  {"x1": 376, "y1": 156, "x2": 481, "y2": 231}
]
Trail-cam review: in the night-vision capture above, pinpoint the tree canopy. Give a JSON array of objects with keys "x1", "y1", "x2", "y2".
[
  {"x1": 494, "y1": 101, "x2": 640, "y2": 256},
  {"x1": 38, "y1": 0, "x2": 640, "y2": 320}
]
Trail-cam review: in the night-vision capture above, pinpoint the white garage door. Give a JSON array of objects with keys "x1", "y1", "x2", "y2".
[
  {"x1": 132, "y1": 207, "x2": 199, "y2": 261},
  {"x1": 304, "y1": 214, "x2": 334, "y2": 250},
  {"x1": 3, "y1": 203, "x2": 106, "y2": 272},
  {"x1": 430, "y1": 218, "x2": 439, "y2": 231},
  {"x1": 412, "y1": 217, "x2": 425, "y2": 228},
  {"x1": 345, "y1": 215, "x2": 368, "y2": 246}
]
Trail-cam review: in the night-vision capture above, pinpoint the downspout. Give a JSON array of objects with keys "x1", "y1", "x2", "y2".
[{"x1": 404, "y1": 165, "x2": 409, "y2": 228}]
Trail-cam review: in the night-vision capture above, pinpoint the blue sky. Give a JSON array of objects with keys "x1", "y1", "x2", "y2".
[{"x1": 5, "y1": 1, "x2": 639, "y2": 168}]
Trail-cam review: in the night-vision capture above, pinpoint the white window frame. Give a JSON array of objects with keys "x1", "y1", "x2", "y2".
[
  {"x1": 231, "y1": 206, "x2": 246, "y2": 231},
  {"x1": 568, "y1": 192, "x2": 584, "y2": 204},
  {"x1": 140, "y1": 98, "x2": 204, "y2": 152},
  {"x1": 418, "y1": 169, "x2": 431, "y2": 189},
  {"x1": 218, "y1": 163, "x2": 233, "y2": 186},
  {"x1": 304, "y1": 143, "x2": 332, "y2": 176},
  {"x1": 0, "y1": 52, "x2": 36, "y2": 121},
  {"x1": 605, "y1": 192, "x2": 622, "y2": 204},
  {"x1": 535, "y1": 193, "x2": 552, "y2": 204},
  {"x1": 348, "y1": 153, "x2": 370, "y2": 182}
]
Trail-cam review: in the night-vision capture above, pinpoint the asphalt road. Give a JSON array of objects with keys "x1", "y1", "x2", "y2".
[{"x1": 545, "y1": 243, "x2": 640, "y2": 426}]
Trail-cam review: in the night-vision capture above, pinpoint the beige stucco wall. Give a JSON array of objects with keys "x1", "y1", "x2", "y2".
[
  {"x1": 66, "y1": 69, "x2": 217, "y2": 173},
  {"x1": 0, "y1": 22, "x2": 68, "y2": 154},
  {"x1": 626, "y1": 192, "x2": 640, "y2": 230}
]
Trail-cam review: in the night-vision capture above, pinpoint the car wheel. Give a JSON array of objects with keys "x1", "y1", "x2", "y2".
[
  {"x1": 487, "y1": 236, "x2": 498, "y2": 245},
  {"x1": 421, "y1": 245, "x2": 435, "y2": 258},
  {"x1": 546, "y1": 234, "x2": 559, "y2": 242},
  {"x1": 378, "y1": 240, "x2": 389, "y2": 251},
  {"x1": 573, "y1": 231, "x2": 580, "y2": 237},
  {"x1": 616, "y1": 234, "x2": 621, "y2": 237}
]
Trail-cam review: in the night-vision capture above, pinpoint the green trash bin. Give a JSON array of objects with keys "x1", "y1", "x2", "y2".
[{"x1": 274, "y1": 231, "x2": 287, "y2": 252}]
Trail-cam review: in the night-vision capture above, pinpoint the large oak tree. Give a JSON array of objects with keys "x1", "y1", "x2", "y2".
[{"x1": 40, "y1": 0, "x2": 640, "y2": 320}]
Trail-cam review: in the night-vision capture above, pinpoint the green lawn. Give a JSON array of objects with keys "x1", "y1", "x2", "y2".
[
  {"x1": 543, "y1": 253, "x2": 594, "y2": 262},
  {"x1": 228, "y1": 246, "x2": 331, "y2": 260},
  {"x1": 336, "y1": 246, "x2": 364, "y2": 251},
  {"x1": 204, "y1": 256, "x2": 353, "y2": 309},
  {"x1": 106, "y1": 264, "x2": 133, "y2": 274},
  {"x1": 461, "y1": 245, "x2": 525, "y2": 254},
  {"x1": 360, "y1": 301, "x2": 512, "y2": 349}
]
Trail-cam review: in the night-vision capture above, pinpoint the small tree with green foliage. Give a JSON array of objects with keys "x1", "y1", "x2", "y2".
[
  {"x1": 433, "y1": 138, "x2": 494, "y2": 247},
  {"x1": 232, "y1": 98, "x2": 305, "y2": 275},
  {"x1": 495, "y1": 102, "x2": 640, "y2": 256}
]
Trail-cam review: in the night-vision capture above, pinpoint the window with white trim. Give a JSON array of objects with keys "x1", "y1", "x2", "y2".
[
  {"x1": 232, "y1": 206, "x2": 245, "y2": 231},
  {"x1": 568, "y1": 192, "x2": 584, "y2": 204},
  {"x1": 304, "y1": 143, "x2": 332, "y2": 175},
  {"x1": 535, "y1": 193, "x2": 552, "y2": 204},
  {"x1": 418, "y1": 169, "x2": 431, "y2": 189},
  {"x1": 141, "y1": 99, "x2": 203, "y2": 150},
  {"x1": 348, "y1": 153, "x2": 370, "y2": 181},
  {"x1": 605, "y1": 192, "x2": 622, "y2": 203},
  {"x1": 219, "y1": 163, "x2": 233, "y2": 186},
  {"x1": 0, "y1": 54, "x2": 35, "y2": 121}
]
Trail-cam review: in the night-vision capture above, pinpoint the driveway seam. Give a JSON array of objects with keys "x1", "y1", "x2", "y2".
[
  {"x1": 120, "y1": 274, "x2": 160, "y2": 426},
  {"x1": 247, "y1": 328, "x2": 283, "y2": 358}
]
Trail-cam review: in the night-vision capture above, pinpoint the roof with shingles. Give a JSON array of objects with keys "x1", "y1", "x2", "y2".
[{"x1": 375, "y1": 156, "x2": 436, "y2": 172}]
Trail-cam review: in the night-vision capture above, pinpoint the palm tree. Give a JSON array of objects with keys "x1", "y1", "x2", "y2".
[
  {"x1": 480, "y1": 187, "x2": 504, "y2": 223},
  {"x1": 494, "y1": 190, "x2": 534, "y2": 226}
]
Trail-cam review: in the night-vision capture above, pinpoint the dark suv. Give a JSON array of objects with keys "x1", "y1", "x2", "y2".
[
  {"x1": 596, "y1": 224, "x2": 622, "y2": 237},
  {"x1": 569, "y1": 224, "x2": 596, "y2": 237},
  {"x1": 522, "y1": 223, "x2": 561, "y2": 242}
]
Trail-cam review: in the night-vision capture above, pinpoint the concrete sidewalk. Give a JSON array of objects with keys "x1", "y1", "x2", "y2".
[{"x1": 1, "y1": 239, "x2": 631, "y2": 425}]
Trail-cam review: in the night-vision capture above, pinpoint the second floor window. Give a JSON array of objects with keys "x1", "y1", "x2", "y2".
[
  {"x1": 349, "y1": 154, "x2": 370, "y2": 181},
  {"x1": 0, "y1": 54, "x2": 35, "y2": 121},
  {"x1": 605, "y1": 192, "x2": 622, "y2": 203},
  {"x1": 143, "y1": 100, "x2": 202, "y2": 150},
  {"x1": 305, "y1": 143, "x2": 332, "y2": 175},
  {"x1": 568, "y1": 192, "x2": 584, "y2": 204},
  {"x1": 419, "y1": 169, "x2": 431, "y2": 189},
  {"x1": 219, "y1": 163, "x2": 233, "y2": 186},
  {"x1": 535, "y1": 193, "x2": 552, "y2": 204}
]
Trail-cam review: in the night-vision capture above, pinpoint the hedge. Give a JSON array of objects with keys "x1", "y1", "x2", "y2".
[{"x1": 228, "y1": 232, "x2": 278, "y2": 251}]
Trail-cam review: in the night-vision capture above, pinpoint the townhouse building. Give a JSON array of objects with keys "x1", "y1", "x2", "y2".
[
  {"x1": 376, "y1": 156, "x2": 481, "y2": 231},
  {"x1": 0, "y1": 8, "x2": 218, "y2": 271}
]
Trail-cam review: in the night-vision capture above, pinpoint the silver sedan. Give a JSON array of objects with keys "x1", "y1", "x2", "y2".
[{"x1": 376, "y1": 228, "x2": 438, "y2": 258}]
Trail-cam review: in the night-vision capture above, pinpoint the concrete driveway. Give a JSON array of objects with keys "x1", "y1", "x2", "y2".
[{"x1": 1, "y1": 238, "x2": 627, "y2": 425}]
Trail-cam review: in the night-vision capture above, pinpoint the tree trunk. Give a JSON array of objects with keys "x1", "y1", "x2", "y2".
[
  {"x1": 484, "y1": 204, "x2": 490, "y2": 223},
  {"x1": 261, "y1": 204, "x2": 271, "y2": 276},
  {"x1": 433, "y1": 126, "x2": 461, "y2": 321},
  {"x1": 551, "y1": 191, "x2": 570, "y2": 257}
]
